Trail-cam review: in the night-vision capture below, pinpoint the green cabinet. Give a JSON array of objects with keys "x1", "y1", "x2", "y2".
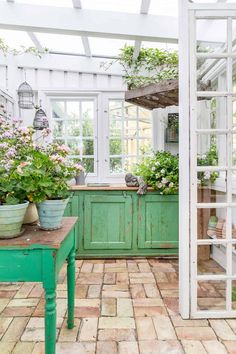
[
  {"x1": 138, "y1": 195, "x2": 178, "y2": 249},
  {"x1": 84, "y1": 195, "x2": 132, "y2": 250},
  {"x1": 65, "y1": 188, "x2": 178, "y2": 258}
]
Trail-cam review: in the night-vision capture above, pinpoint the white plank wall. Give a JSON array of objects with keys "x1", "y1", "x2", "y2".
[{"x1": 0, "y1": 60, "x2": 126, "y2": 125}]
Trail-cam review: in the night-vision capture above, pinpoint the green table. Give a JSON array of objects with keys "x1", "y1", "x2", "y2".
[{"x1": 0, "y1": 217, "x2": 78, "y2": 354}]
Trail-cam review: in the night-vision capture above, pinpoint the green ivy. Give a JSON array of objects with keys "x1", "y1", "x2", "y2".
[
  {"x1": 102, "y1": 45, "x2": 178, "y2": 89},
  {"x1": 0, "y1": 37, "x2": 48, "y2": 58}
]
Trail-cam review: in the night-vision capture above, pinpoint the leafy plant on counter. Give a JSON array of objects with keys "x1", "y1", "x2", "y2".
[{"x1": 134, "y1": 150, "x2": 179, "y2": 195}]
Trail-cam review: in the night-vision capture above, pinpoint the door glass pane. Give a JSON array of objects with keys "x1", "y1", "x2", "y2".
[
  {"x1": 52, "y1": 120, "x2": 64, "y2": 138},
  {"x1": 109, "y1": 100, "x2": 122, "y2": 119},
  {"x1": 196, "y1": 19, "x2": 227, "y2": 53},
  {"x1": 197, "y1": 280, "x2": 226, "y2": 311},
  {"x1": 83, "y1": 139, "x2": 94, "y2": 155},
  {"x1": 124, "y1": 139, "x2": 137, "y2": 155},
  {"x1": 197, "y1": 58, "x2": 227, "y2": 92},
  {"x1": 197, "y1": 171, "x2": 226, "y2": 200},
  {"x1": 197, "y1": 134, "x2": 226, "y2": 167},
  {"x1": 82, "y1": 120, "x2": 94, "y2": 137},
  {"x1": 197, "y1": 245, "x2": 226, "y2": 275},
  {"x1": 67, "y1": 139, "x2": 82, "y2": 155},
  {"x1": 197, "y1": 97, "x2": 227, "y2": 130},
  {"x1": 110, "y1": 120, "x2": 122, "y2": 137},
  {"x1": 197, "y1": 207, "x2": 227, "y2": 241}
]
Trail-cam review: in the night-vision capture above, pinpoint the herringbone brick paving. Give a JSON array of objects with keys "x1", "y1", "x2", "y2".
[{"x1": 0, "y1": 258, "x2": 235, "y2": 353}]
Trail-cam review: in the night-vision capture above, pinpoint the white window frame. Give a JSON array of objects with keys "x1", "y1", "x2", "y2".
[
  {"x1": 47, "y1": 94, "x2": 99, "y2": 179},
  {"x1": 102, "y1": 92, "x2": 154, "y2": 183}
]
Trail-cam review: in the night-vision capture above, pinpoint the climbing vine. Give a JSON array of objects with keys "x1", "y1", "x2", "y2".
[
  {"x1": 0, "y1": 37, "x2": 48, "y2": 58},
  {"x1": 102, "y1": 45, "x2": 178, "y2": 89}
]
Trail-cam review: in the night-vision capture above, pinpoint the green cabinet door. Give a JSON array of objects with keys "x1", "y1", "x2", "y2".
[
  {"x1": 84, "y1": 194, "x2": 132, "y2": 250},
  {"x1": 138, "y1": 194, "x2": 178, "y2": 249}
]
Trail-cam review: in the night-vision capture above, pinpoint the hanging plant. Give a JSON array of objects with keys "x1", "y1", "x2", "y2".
[
  {"x1": 101, "y1": 45, "x2": 178, "y2": 89},
  {"x1": 0, "y1": 37, "x2": 49, "y2": 58}
]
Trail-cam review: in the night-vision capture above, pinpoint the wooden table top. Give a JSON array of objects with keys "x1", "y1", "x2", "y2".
[{"x1": 0, "y1": 217, "x2": 78, "y2": 249}]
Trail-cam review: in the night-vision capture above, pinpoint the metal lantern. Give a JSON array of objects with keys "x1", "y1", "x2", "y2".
[
  {"x1": 33, "y1": 107, "x2": 49, "y2": 130},
  {"x1": 17, "y1": 81, "x2": 34, "y2": 109}
]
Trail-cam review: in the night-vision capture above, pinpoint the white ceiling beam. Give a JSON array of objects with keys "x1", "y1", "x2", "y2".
[
  {"x1": 0, "y1": 2, "x2": 178, "y2": 43},
  {"x1": 132, "y1": 0, "x2": 151, "y2": 61},
  {"x1": 72, "y1": 0, "x2": 82, "y2": 8},
  {"x1": 27, "y1": 32, "x2": 43, "y2": 51},
  {"x1": 140, "y1": 0, "x2": 151, "y2": 14},
  {"x1": 81, "y1": 36, "x2": 91, "y2": 57},
  {"x1": 71, "y1": 0, "x2": 91, "y2": 57},
  {"x1": 133, "y1": 40, "x2": 142, "y2": 61}
]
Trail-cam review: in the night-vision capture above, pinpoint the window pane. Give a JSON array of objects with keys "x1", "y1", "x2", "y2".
[
  {"x1": 109, "y1": 139, "x2": 122, "y2": 155},
  {"x1": 110, "y1": 120, "x2": 122, "y2": 137},
  {"x1": 124, "y1": 139, "x2": 137, "y2": 155},
  {"x1": 109, "y1": 100, "x2": 122, "y2": 119},
  {"x1": 82, "y1": 101, "x2": 94, "y2": 120},
  {"x1": 124, "y1": 120, "x2": 137, "y2": 137},
  {"x1": 110, "y1": 158, "x2": 122, "y2": 174},
  {"x1": 124, "y1": 102, "x2": 137, "y2": 118},
  {"x1": 52, "y1": 120, "x2": 65, "y2": 138},
  {"x1": 67, "y1": 139, "x2": 82, "y2": 155},
  {"x1": 83, "y1": 139, "x2": 94, "y2": 155},
  {"x1": 82, "y1": 120, "x2": 94, "y2": 137},
  {"x1": 66, "y1": 101, "x2": 80, "y2": 120},
  {"x1": 52, "y1": 101, "x2": 64, "y2": 118},
  {"x1": 197, "y1": 97, "x2": 227, "y2": 130},
  {"x1": 124, "y1": 157, "x2": 137, "y2": 172},
  {"x1": 67, "y1": 121, "x2": 80, "y2": 137},
  {"x1": 82, "y1": 158, "x2": 94, "y2": 173}
]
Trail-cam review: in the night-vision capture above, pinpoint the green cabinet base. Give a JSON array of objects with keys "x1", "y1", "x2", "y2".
[{"x1": 65, "y1": 189, "x2": 178, "y2": 258}]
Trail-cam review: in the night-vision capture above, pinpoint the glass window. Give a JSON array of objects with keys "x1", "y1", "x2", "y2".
[
  {"x1": 51, "y1": 99, "x2": 96, "y2": 173},
  {"x1": 108, "y1": 100, "x2": 152, "y2": 175}
]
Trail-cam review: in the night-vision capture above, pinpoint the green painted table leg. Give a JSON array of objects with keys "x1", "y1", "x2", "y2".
[
  {"x1": 44, "y1": 287, "x2": 57, "y2": 354},
  {"x1": 67, "y1": 248, "x2": 75, "y2": 329}
]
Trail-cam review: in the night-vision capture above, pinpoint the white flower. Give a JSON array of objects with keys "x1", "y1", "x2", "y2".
[
  {"x1": 162, "y1": 178, "x2": 168, "y2": 184},
  {"x1": 157, "y1": 183, "x2": 163, "y2": 188},
  {"x1": 151, "y1": 166, "x2": 156, "y2": 171},
  {"x1": 161, "y1": 169, "x2": 165, "y2": 174},
  {"x1": 155, "y1": 161, "x2": 160, "y2": 166},
  {"x1": 204, "y1": 171, "x2": 211, "y2": 179},
  {"x1": 202, "y1": 154, "x2": 206, "y2": 159},
  {"x1": 169, "y1": 182, "x2": 174, "y2": 188}
]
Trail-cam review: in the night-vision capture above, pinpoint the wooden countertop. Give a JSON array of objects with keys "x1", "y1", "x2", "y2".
[
  {"x1": 70, "y1": 184, "x2": 155, "y2": 191},
  {"x1": 0, "y1": 217, "x2": 78, "y2": 249}
]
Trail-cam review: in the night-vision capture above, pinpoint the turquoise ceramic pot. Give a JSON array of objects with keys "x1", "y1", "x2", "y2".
[
  {"x1": 0, "y1": 201, "x2": 29, "y2": 238},
  {"x1": 36, "y1": 198, "x2": 69, "y2": 230}
]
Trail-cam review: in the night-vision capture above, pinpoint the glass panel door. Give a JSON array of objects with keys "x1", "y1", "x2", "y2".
[{"x1": 189, "y1": 3, "x2": 236, "y2": 318}]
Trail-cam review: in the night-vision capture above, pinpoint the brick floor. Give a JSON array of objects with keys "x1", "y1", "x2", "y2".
[{"x1": 0, "y1": 258, "x2": 235, "y2": 353}]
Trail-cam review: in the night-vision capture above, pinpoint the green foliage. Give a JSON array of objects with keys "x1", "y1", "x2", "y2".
[
  {"x1": 134, "y1": 151, "x2": 179, "y2": 195},
  {"x1": 197, "y1": 143, "x2": 219, "y2": 186},
  {"x1": 102, "y1": 45, "x2": 178, "y2": 89},
  {"x1": 0, "y1": 37, "x2": 48, "y2": 58},
  {"x1": 0, "y1": 117, "x2": 78, "y2": 204}
]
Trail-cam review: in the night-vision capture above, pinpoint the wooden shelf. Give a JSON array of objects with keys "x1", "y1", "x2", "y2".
[{"x1": 125, "y1": 79, "x2": 178, "y2": 110}]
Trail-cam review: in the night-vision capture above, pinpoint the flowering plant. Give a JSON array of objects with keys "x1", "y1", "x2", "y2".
[
  {"x1": 134, "y1": 151, "x2": 178, "y2": 195},
  {"x1": 197, "y1": 143, "x2": 218, "y2": 186},
  {"x1": 0, "y1": 117, "x2": 77, "y2": 204}
]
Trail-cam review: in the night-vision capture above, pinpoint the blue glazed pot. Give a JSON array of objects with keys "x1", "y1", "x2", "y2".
[
  {"x1": 0, "y1": 201, "x2": 29, "y2": 238},
  {"x1": 36, "y1": 198, "x2": 69, "y2": 230}
]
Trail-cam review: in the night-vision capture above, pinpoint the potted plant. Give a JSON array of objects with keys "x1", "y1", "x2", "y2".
[
  {"x1": 134, "y1": 150, "x2": 179, "y2": 195},
  {"x1": 20, "y1": 143, "x2": 78, "y2": 230},
  {"x1": 0, "y1": 117, "x2": 31, "y2": 238},
  {"x1": 166, "y1": 113, "x2": 179, "y2": 143}
]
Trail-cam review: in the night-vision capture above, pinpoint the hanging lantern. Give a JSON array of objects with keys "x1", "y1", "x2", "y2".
[
  {"x1": 33, "y1": 107, "x2": 49, "y2": 130},
  {"x1": 17, "y1": 81, "x2": 34, "y2": 109}
]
